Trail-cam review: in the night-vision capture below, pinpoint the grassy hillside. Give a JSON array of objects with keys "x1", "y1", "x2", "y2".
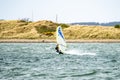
[
  {"x1": 0, "y1": 20, "x2": 59, "y2": 39},
  {"x1": 0, "y1": 20, "x2": 120, "y2": 39},
  {"x1": 64, "y1": 25, "x2": 120, "y2": 39}
]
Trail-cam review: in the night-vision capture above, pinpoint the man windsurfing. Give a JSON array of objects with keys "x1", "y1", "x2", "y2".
[{"x1": 55, "y1": 44, "x2": 63, "y2": 54}]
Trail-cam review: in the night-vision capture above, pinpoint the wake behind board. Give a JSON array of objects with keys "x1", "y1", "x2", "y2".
[{"x1": 56, "y1": 26, "x2": 67, "y2": 54}]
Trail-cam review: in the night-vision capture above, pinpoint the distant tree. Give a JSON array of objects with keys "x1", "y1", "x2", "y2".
[
  {"x1": 19, "y1": 18, "x2": 32, "y2": 23},
  {"x1": 114, "y1": 24, "x2": 120, "y2": 28},
  {"x1": 0, "y1": 19, "x2": 4, "y2": 21}
]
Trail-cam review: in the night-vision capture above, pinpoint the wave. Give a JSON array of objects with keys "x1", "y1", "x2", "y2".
[
  {"x1": 70, "y1": 70, "x2": 97, "y2": 77},
  {"x1": 64, "y1": 49, "x2": 96, "y2": 56}
]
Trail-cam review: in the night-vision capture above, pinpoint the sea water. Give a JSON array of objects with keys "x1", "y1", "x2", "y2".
[{"x1": 0, "y1": 43, "x2": 120, "y2": 80}]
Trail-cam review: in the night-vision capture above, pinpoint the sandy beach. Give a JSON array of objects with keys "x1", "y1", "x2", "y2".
[{"x1": 0, "y1": 39, "x2": 120, "y2": 43}]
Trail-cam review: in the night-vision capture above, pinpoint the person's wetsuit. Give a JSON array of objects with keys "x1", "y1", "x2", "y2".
[{"x1": 55, "y1": 45, "x2": 63, "y2": 54}]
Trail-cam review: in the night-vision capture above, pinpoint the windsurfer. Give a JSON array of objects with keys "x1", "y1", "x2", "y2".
[
  {"x1": 55, "y1": 44, "x2": 63, "y2": 54},
  {"x1": 55, "y1": 44, "x2": 59, "y2": 52}
]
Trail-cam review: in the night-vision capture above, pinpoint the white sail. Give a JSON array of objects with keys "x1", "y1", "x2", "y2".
[{"x1": 56, "y1": 26, "x2": 67, "y2": 53}]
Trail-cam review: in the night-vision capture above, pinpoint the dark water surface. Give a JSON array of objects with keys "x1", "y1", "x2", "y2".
[{"x1": 0, "y1": 43, "x2": 120, "y2": 80}]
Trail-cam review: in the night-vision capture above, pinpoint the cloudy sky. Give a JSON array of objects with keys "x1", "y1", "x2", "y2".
[{"x1": 0, "y1": 0, "x2": 120, "y2": 23}]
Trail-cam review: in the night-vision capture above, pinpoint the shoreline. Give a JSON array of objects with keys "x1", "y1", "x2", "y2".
[{"x1": 0, "y1": 39, "x2": 120, "y2": 43}]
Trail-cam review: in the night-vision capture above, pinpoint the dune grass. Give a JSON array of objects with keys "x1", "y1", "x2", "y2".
[
  {"x1": 64, "y1": 25, "x2": 120, "y2": 39},
  {"x1": 0, "y1": 20, "x2": 120, "y2": 39}
]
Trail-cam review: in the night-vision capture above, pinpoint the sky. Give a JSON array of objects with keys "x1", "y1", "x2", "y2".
[{"x1": 0, "y1": 0, "x2": 120, "y2": 23}]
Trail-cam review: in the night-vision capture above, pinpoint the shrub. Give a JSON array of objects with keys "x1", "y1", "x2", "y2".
[
  {"x1": 44, "y1": 32, "x2": 54, "y2": 36},
  {"x1": 35, "y1": 25, "x2": 47, "y2": 33},
  {"x1": 35, "y1": 25, "x2": 56, "y2": 33},
  {"x1": 114, "y1": 24, "x2": 120, "y2": 28},
  {"x1": 59, "y1": 23, "x2": 69, "y2": 28},
  {"x1": 18, "y1": 18, "x2": 32, "y2": 23}
]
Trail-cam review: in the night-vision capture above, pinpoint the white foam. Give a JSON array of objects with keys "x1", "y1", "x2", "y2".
[{"x1": 64, "y1": 49, "x2": 96, "y2": 56}]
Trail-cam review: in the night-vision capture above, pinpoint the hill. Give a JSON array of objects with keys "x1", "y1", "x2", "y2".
[
  {"x1": 0, "y1": 20, "x2": 120, "y2": 39},
  {"x1": 0, "y1": 20, "x2": 59, "y2": 39},
  {"x1": 64, "y1": 25, "x2": 120, "y2": 39}
]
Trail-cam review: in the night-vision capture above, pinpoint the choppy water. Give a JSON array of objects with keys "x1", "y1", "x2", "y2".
[{"x1": 0, "y1": 43, "x2": 120, "y2": 80}]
